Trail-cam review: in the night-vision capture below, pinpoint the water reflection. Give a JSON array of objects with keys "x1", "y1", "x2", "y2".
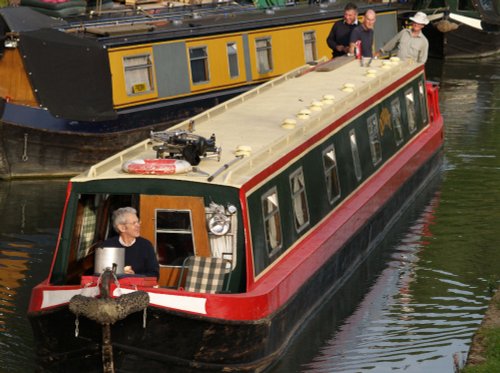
[
  {"x1": 0, "y1": 180, "x2": 67, "y2": 373},
  {"x1": 301, "y1": 192, "x2": 484, "y2": 373}
]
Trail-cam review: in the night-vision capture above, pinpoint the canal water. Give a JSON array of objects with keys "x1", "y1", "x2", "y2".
[{"x1": 0, "y1": 56, "x2": 499, "y2": 372}]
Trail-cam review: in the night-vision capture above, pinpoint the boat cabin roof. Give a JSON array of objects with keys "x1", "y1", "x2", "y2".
[
  {"x1": 1, "y1": 3, "x2": 395, "y2": 47},
  {"x1": 74, "y1": 57, "x2": 424, "y2": 189}
]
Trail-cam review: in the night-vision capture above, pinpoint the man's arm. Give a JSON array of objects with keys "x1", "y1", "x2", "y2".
[
  {"x1": 378, "y1": 30, "x2": 403, "y2": 56},
  {"x1": 326, "y1": 23, "x2": 339, "y2": 51}
]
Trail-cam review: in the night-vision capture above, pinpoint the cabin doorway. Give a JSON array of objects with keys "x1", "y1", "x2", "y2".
[{"x1": 140, "y1": 195, "x2": 210, "y2": 287}]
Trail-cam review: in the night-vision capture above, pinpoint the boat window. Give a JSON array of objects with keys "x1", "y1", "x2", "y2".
[
  {"x1": 61, "y1": 193, "x2": 134, "y2": 284},
  {"x1": 155, "y1": 210, "x2": 195, "y2": 266},
  {"x1": 262, "y1": 188, "x2": 282, "y2": 254},
  {"x1": 367, "y1": 113, "x2": 382, "y2": 166},
  {"x1": 256, "y1": 37, "x2": 273, "y2": 74},
  {"x1": 418, "y1": 81, "x2": 428, "y2": 125},
  {"x1": 227, "y1": 42, "x2": 239, "y2": 78},
  {"x1": 205, "y1": 203, "x2": 238, "y2": 270},
  {"x1": 303, "y1": 31, "x2": 317, "y2": 63},
  {"x1": 349, "y1": 129, "x2": 362, "y2": 181},
  {"x1": 405, "y1": 88, "x2": 417, "y2": 134},
  {"x1": 123, "y1": 54, "x2": 154, "y2": 95},
  {"x1": 322, "y1": 145, "x2": 341, "y2": 204},
  {"x1": 289, "y1": 168, "x2": 310, "y2": 232},
  {"x1": 391, "y1": 98, "x2": 404, "y2": 146},
  {"x1": 189, "y1": 46, "x2": 210, "y2": 84}
]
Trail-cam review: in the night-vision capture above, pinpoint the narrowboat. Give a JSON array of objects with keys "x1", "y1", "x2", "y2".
[
  {"x1": 406, "y1": 0, "x2": 500, "y2": 59},
  {"x1": 0, "y1": 3, "x2": 398, "y2": 179},
  {"x1": 28, "y1": 56, "x2": 444, "y2": 372}
]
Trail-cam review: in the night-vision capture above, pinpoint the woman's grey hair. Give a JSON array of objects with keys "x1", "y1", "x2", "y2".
[{"x1": 112, "y1": 207, "x2": 137, "y2": 232}]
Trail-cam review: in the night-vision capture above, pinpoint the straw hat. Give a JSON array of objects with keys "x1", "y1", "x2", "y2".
[{"x1": 410, "y1": 12, "x2": 430, "y2": 25}]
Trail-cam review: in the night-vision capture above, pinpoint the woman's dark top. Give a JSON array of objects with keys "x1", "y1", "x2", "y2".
[{"x1": 102, "y1": 236, "x2": 160, "y2": 278}]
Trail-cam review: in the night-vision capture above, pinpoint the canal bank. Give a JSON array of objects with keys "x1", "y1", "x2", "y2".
[{"x1": 463, "y1": 286, "x2": 500, "y2": 372}]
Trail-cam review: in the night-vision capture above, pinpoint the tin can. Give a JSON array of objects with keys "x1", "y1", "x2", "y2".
[{"x1": 355, "y1": 41, "x2": 362, "y2": 59}]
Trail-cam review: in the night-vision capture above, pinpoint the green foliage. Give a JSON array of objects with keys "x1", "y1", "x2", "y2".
[
  {"x1": 462, "y1": 361, "x2": 500, "y2": 373},
  {"x1": 462, "y1": 323, "x2": 500, "y2": 373},
  {"x1": 0, "y1": 0, "x2": 8, "y2": 7}
]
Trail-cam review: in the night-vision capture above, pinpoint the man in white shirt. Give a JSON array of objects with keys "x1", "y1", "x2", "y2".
[{"x1": 376, "y1": 12, "x2": 430, "y2": 63}]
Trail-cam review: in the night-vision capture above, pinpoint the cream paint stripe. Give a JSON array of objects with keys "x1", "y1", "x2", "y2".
[
  {"x1": 117, "y1": 288, "x2": 207, "y2": 314},
  {"x1": 41, "y1": 287, "x2": 99, "y2": 309},
  {"x1": 41, "y1": 288, "x2": 207, "y2": 315}
]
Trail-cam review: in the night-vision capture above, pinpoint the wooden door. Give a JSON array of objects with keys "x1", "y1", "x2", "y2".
[{"x1": 140, "y1": 195, "x2": 210, "y2": 287}]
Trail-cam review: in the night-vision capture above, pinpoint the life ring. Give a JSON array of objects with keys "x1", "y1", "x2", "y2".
[{"x1": 122, "y1": 159, "x2": 192, "y2": 175}]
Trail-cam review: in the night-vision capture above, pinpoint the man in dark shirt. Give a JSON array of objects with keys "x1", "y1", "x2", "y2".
[
  {"x1": 326, "y1": 3, "x2": 358, "y2": 58},
  {"x1": 349, "y1": 9, "x2": 377, "y2": 58},
  {"x1": 102, "y1": 207, "x2": 159, "y2": 278}
]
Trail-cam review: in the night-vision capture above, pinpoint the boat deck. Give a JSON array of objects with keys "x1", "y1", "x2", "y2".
[{"x1": 77, "y1": 57, "x2": 423, "y2": 187}]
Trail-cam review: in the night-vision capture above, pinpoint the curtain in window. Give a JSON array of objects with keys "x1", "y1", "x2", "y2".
[
  {"x1": 207, "y1": 212, "x2": 237, "y2": 269},
  {"x1": 76, "y1": 203, "x2": 96, "y2": 260},
  {"x1": 124, "y1": 55, "x2": 151, "y2": 94},
  {"x1": 264, "y1": 194, "x2": 280, "y2": 250},
  {"x1": 292, "y1": 174, "x2": 306, "y2": 227}
]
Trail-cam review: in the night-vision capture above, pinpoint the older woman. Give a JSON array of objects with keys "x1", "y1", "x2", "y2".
[{"x1": 102, "y1": 207, "x2": 159, "y2": 278}]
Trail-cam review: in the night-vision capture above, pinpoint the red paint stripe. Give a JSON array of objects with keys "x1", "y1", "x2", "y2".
[{"x1": 28, "y1": 182, "x2": 73, "y2": 312}]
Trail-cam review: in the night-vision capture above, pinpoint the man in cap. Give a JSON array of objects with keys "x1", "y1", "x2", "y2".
[{"x1": 376, "y1": 11, "x2": 430, "y2": 63}]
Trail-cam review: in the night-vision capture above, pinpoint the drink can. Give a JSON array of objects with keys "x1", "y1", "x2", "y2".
[{"x1": 355, "y1": 41, "x2": 362, "y2": 59}]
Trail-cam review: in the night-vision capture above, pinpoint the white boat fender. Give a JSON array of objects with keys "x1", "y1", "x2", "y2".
[{"x1": 122, "y1": 158, "x2": 192, "y2": 175}]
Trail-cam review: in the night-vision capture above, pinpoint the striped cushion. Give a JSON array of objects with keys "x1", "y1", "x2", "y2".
[{"x1": 183, "y1": 257, "x2": 227, "y2": 294}]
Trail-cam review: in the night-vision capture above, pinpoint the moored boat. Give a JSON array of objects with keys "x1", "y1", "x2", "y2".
[
  {"x1": 0, "y1": 3, "x2": 398, "y2": 179},
  {"x1": 28, "y1": 56, "x2": 444, "y2": 372}
]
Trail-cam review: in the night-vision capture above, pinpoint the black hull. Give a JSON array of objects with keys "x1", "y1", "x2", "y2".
[
  {"x1": 0, "y1": 120, "x2": 172, "y2": 179},
  {"x1": 424, "y1": 22, "x2": 500, "y2": 59},
  {"x1": 29, "y1": 149, "x2": 443, "y2": 372}
]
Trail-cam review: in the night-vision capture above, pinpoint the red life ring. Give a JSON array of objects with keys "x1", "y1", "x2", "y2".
[{"x1": 122, "y1": 159, "x2": 192, "y2": 175}]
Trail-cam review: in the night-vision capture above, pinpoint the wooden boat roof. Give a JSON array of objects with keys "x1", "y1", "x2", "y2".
[{"x1": 75, "y1": 57, "x2": 424, "y2": 189}]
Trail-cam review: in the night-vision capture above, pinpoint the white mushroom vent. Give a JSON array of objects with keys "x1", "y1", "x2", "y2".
[
  {"x1": 382, "y1": 60, "x2": 393, "y2": 69},
  {"x1": 342, "y1": 83, "x2": 355, "y2": 92},
  {"x1": 309, "y1": 100, "x2": 323, "y2": 112},
  {"x1": 235, "y1": 145, "x2": 252, "y2": 157},
  {"x1": 297, "y1": 108, "x2": 311, "y2": 120},
  {"x1": 322, "y1": 94, "x2": 335, "y2": 105},
  {"x1": 281, "y1": 118, "x2": 297, "y2": 130}
]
